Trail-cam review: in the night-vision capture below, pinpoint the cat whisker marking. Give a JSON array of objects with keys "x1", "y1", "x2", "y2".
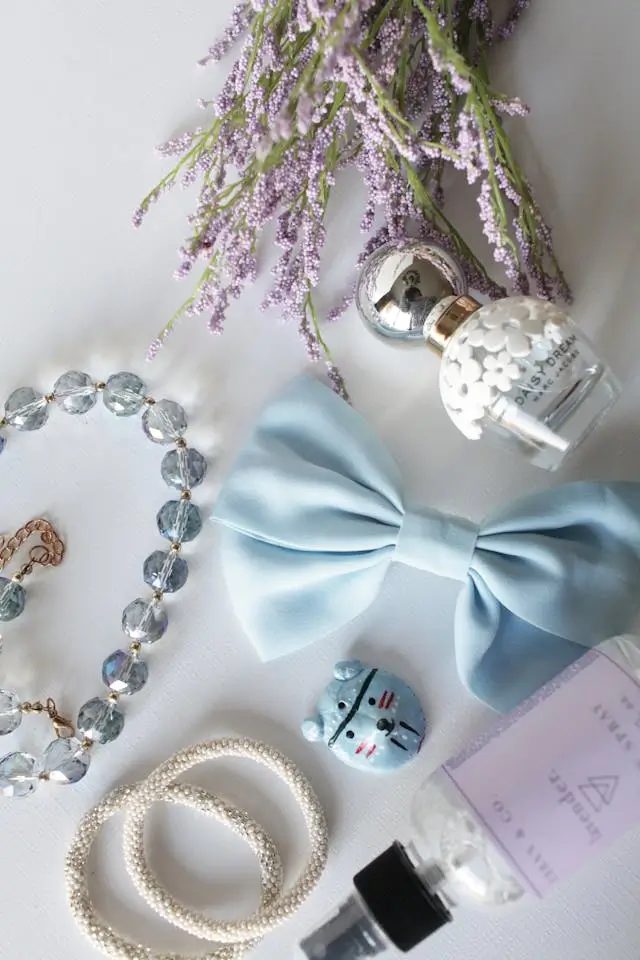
[{"x1": 399, "y1": 721, "x2": 420, "y2": 736}]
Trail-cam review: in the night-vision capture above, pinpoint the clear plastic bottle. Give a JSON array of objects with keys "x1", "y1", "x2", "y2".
[{"x1": 299, "y1": 636, "x2": 640, "y2": 959}]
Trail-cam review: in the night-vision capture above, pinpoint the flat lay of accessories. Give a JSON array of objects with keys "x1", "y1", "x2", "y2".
[
  {"x1": 1, "y1": 348, "x2": 639, "y2": 960},
  {"x1": 16, "y1": 336, "x2": 620, "y2": 959},
  {"x1": 0, "y1": 231, "x2": 637, "y2": 960},
  {"x1": 9, "y1": 3, "x2": 640, "y2": 958}
]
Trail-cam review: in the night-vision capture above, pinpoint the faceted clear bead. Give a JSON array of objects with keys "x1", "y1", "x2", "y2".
[
  {"x1": 0, "y1": 751, "x2": 38, "y2": 798},
  {"x1": 0, "y1": 577, "x2": 25, "y2": 621},
  {"x1": 77, "y1": 698, "x2": 125, "y2": 744},
  {"x1": 39, "y1": 737, "x2": 91, "y2": 783},
  {"x1": 142, "y1": 399, "x2": 187, "y2": 443},
  {"x1": 161, "y1": 447, "x2": 207, "y2": 490},
  {"x1": 103, "y1": 372, "x2": 147, "y2": 416},
  {"x1": 143, "y1": 550, "x2": 189, "y2": 593},
  {"x1": 53, "y1": 371, "x2": 97, "y2": 414},
  {"x1": 5, "y1": 387, "x2": 49, "y2": 431},
  {"x1": 157, "y1": 500, "x2": 202, "y2": 543},
  {"x1": 122, "y1": 598, "x2": 168, "y2": 644},
  {"x1": 102, "y1": 649, "x2": 148, "y2": 696},
  {"x1": 0, "y1": 691, "x2": 22, "y2": 735}
]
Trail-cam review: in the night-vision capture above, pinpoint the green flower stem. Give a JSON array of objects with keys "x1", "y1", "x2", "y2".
[{"x1": 157, "y1": 261, "x2": 219, "y2": 343}]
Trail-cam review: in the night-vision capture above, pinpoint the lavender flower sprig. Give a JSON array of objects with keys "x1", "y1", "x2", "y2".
[{"x1": 136, "y1": 0, "x2": 569, "y2": 389}]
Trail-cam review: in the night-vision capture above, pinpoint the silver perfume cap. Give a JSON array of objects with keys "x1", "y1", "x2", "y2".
[{"x1": 356, "y1": 239, "x2": 468, "y2": 344}]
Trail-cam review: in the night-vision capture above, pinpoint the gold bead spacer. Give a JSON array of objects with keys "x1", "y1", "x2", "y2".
[
  {"x1": 39, "y1": 771, "x2": 50, "y2": 782},
  {"x1": 175, "y1": 437, "x2": 187, "y2": 448},
  {"x1": 95, "y1": 381, "x2": 106, "y2": 391},
  {"x1": 81, "y1": 738, "x2": 94, "y2": 750},
  {"x1": 129, "y1": 640, "x2": 142, "y2": 655},
  {"x1": 180, "y1": 490, "x2": 192, "y2": 501},
  {"x1": 152, "y1": 591, "x2": 164, "y2": 603},
  {"x1": 107, "y1": 691, "x2": 120, "y2": 703},
  {"x1": 144, "y1": 396, "x2": 156, "y2": 406},
  {"x1": 170, "y1": 542, "x2": 181, "y2": 553},
  {"x1": 44, "y1": 393, "x2": 55, "y2": 404},
  {"x1": 21, "y1": 701, "x2": 44, "y2": 714},
  {"x1": 0, "y1": 417, "x2": 7, "y2": 428}
]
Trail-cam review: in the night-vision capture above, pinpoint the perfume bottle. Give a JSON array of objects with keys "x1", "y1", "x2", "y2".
[
  {"x1": 299, "y1": 635, "x2": 640, "y2": 959},
  {"x1": 356, "y1": 240, "x2": 620, "y2": 470}
]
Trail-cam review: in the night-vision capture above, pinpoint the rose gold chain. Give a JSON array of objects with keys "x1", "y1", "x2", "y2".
[
  {"x1": 0, "y1": 519, "x2": 70, "y2": 735},
  {"x1": 0, "y1": 518, "x2": 65, "y2": 582}
]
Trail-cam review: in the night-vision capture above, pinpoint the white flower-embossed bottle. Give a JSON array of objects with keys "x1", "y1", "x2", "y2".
[
  {"x1": 356, "y1": 239, "x2": 620, "y2": 470},
  {"x1": 299, "y1": 635, "x2": 640, "y2": 959}
]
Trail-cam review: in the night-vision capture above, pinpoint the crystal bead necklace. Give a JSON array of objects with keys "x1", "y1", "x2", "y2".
[{"x1": 0, "y1": 371, "x2": 207, "y2": 798}]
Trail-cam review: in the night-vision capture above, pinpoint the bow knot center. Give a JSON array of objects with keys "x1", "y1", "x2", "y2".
[{"x1": 395, "y1": 508, "x2": 478, "y2": 581}]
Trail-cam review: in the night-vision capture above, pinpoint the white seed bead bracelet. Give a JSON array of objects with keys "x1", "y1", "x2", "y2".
[{"x1": 65, "y1": 738, "x2": 329, "y2": 960}]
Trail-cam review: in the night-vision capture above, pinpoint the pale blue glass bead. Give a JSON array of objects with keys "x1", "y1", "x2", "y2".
[
  {"x1": 161, "y1": 447, "x2": 207, "y2": 490},
  {"x1": 0, "y1": 690, "x2": 22, "y2": 735},
  {"x1": 0, "y1": 751, "x2": 38, "y2": 797},
  {"x1": 0, "y1": 578, "x2": 25, "y2": 621},
  {"x1": 102, "y1": 649, "x2": 148, "y2": 696},
  {"x1": 5, "y1": 387, "x2": 49, "y2": 430},
  {"x1": 53, "y1": 371, "x2": 97, "y2": 414},
  {"x1": 143, "y1": 550, "x2": 188, "y2": 593},
  {"x1": 103, "y1": 372, "x2": 147, "y2": 416},
  {"x1": 76, "y1": 698, "x2": 124, "y2": 744},
  {"x1": 122, "y1": 598, "x2": 168, "y2": 644},
  {"x1": 157, "y1": 500, "x2": 202, "y2": 543},
  {"x1": 142, "y1": 399, "x2": 187, "y2": 443},
  {"x1": 39, "y1": 737, "x2": 91, "y2": 783}
]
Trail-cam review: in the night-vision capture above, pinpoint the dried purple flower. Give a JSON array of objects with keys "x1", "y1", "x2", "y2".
[{"x1": 137, "y1": 0, "x2": 569, "y2": 389}]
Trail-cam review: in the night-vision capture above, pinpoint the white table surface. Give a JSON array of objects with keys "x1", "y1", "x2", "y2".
[{"x1": 1, "y1": 2, "x2": 640, "y2": 958}]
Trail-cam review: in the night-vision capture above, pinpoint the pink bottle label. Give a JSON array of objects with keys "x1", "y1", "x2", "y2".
[{"x1": 443, "y1": 650, "x2": 640, "y2": 897}]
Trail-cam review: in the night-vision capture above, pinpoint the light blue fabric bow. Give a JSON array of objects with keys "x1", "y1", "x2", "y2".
[{"x1": 212, "y1": 375, "x2": 640, "y2": 712}]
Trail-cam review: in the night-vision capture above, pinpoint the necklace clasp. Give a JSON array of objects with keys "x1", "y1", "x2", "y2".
[{"x1": 45, "y1": 698, "x2": 75, "y2": 739}]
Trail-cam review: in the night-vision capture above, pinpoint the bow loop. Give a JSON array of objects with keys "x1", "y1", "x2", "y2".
[
  {"x1": 396, "y1": 509, "x2": 478, "y2": 581},
  {"x1": 213, "y1": 376, "x2": 640, "y2": 713}
]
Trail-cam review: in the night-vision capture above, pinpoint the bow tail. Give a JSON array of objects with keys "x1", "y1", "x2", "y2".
[
  {"x1": 455, "y1": 570, "x2": 588, "y2": 713},
  {"x1": 218, "y1": 530, "x2": 395, "y2": 660}
]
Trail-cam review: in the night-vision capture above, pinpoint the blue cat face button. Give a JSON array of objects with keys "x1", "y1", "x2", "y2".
[{"x1": 301, "y1": 660, "x2": 427, "y2": 773}]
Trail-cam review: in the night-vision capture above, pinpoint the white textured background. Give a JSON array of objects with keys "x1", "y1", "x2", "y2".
[{"x1": 1, "y1": 1, "x2": 640, "y2": 958}]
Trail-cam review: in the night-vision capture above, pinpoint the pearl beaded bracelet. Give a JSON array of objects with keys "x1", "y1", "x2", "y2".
[
  {"x1": 66, "y1": 738, "x2": 329, "y2": 959},
  {"x1": 0, "y1": 371, "x2": 208, "y2": 797}
]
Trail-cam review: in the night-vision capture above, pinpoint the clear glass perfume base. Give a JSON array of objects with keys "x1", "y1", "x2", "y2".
[
  {"x1": 438, "y1": 298, "x2": 620, "y2": 470},
  {"x1": 483, "y1": 361, "x2": 620, "y2": 470}
]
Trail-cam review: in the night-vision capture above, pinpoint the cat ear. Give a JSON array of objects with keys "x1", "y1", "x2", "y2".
[
  {"x1": 301, "y1": 716, "x2": 324, "y2": 742},
  {"x1": 334, "y1": 659, "x2": 364, "y2": 681}
]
